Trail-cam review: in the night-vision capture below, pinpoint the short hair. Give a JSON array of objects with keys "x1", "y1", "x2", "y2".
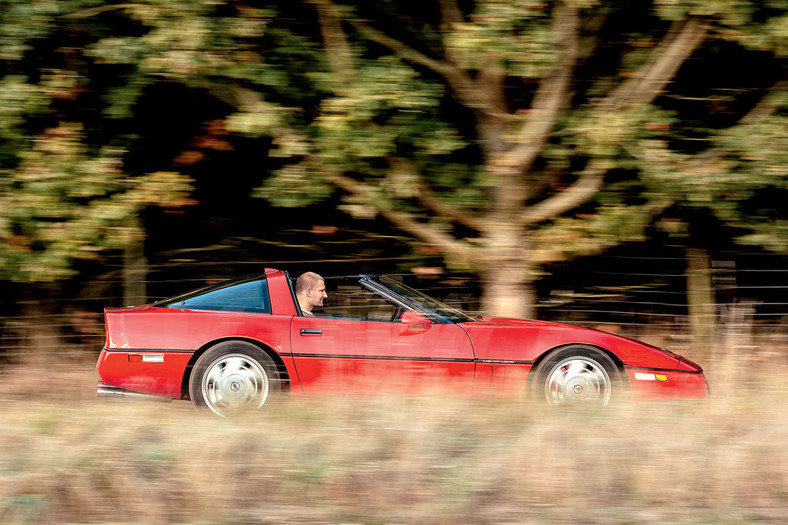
[{"x1": 296, "y1": 272, "x2": 324, "y2": 294}]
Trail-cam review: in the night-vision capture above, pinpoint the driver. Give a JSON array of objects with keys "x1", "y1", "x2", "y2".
[{"x1": 295, "y1": 272, "x2": 328, "y2": 316}]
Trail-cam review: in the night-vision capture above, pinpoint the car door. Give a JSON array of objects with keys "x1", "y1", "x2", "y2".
[{"x1": 290, "y1": 279, "x2": 476, "y2": 394}]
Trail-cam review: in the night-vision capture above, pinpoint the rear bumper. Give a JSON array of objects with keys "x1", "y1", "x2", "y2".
[
  {"x1": 96, "y1": 347, "x2": 192, "y2": 399},
  {"x1": 97, "y1": 381, "x2": 172, "y2": 402}
]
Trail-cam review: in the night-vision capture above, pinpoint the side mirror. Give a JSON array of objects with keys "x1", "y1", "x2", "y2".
[{"x1": 400, "y1": 310, "x2": 431, "y2": 325}]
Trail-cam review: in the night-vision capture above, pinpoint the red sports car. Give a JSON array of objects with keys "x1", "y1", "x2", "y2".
[{"x1": 97, "y1": 269, "x2": 709, "y2": 415}]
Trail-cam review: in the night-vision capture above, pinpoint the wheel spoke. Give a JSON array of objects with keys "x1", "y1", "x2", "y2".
[
  {"x1": 565, "y1": 361, "x2": 588, "y2": 376},
  {"x1": 220, "y1": 357, "x2": 246, "y2": 375},
  {"x1": 200, "y1": 353, "x2": 270, "y2": 415},
  {"x1": 544, "y1": 356, "x2": 612, "y2": 406},
  {"x1": 205, "y1": 364, "x2": 224, "y2": 388}
]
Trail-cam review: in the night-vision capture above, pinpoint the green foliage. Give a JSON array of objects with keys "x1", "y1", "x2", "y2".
[
  {"x1": 311, "y1": 57, "x2": 457, "y2": 160},
  {"x1": 0, "y1": 124, "x2": 192, "y2": 281},
  {"x1": 254, "y1": 164, "x2": 333, "y2": 207},
  {"x1": 709, "y1": 108, "x2": 788, "y2": 251},
  {"x1": 0, "y1": 0, "x2": 61, "y2": 61},
  {"x1": 0, "y1": 0, "x2": 785, "y2": 310},
  {"x1": 0, "y1": 76, "x2": 52, "y2": 166},
  {"x1": 444, "y1": 1, "x2": 558, "y2": 78},
  {"x1": 655, "y1": 0, "x2": 751, "y2": 23},
  {"x1": 0, "y1": 0, "x2": 202, "y2": 282}
]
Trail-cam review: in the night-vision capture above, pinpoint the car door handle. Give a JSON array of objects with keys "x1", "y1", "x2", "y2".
[{"x1": 300, "y1": 328, "x2": 322, "y2": 336}]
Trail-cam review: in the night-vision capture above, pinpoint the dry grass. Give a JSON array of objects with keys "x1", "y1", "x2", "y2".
[{"x1": 1, "y1": 349, "x2": 787, "y2": 524}]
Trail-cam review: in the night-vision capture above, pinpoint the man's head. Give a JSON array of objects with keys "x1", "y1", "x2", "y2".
[{"x1": 295, "y1": 271, "x2": 327, "y2": 313}]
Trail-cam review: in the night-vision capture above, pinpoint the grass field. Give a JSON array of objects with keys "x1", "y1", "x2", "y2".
[{"x1": 1, "y1": 346, "x2": 787, "y2": 524}]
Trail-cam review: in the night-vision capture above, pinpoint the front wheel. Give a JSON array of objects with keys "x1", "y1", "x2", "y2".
[
  {"x1": 530, "y1": 346, "x2": 620, "y2": 406},
  {"x1": 189, "y1": 341, "x2": 280, "y2": 416}
]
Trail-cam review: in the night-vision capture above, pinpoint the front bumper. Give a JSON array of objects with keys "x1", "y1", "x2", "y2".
[{"x1": 624, "y1": 368, "x2": 710, "y2": 400}]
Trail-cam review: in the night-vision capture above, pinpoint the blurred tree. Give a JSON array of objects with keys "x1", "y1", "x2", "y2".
[
  {"x1": 1, "y1": 0, "x2": 784, "y2": 320},
  {"x1": 253, "y1": 0, "x2": 784, "y2": 317},
  {"x1": 0, "y1": 1, "x2": 193, "y2": 285}
]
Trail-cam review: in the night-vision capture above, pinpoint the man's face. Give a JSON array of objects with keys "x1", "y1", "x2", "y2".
[{"x1": 308, "y1": 280, "x2": 327, "y2": 308}]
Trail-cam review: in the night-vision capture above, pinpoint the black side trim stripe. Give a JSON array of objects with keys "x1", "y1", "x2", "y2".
[
  {"x1": 291, "y1": 354, "x2": 534, "y2": 365},
  {"x1": 477, "y1": 359, "x2": 535, "y2": 365},
  {"x1": 292, "y1": 353, "x2": 474, "y2": 363},
  {"x1": 104, "y1": 348, "x2": 195, "y2": 354},
  {"x1": 624, "y1": 365, "x2": 703, "y2": 374}
]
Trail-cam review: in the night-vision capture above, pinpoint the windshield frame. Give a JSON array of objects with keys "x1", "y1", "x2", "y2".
[{"x1": 364, "y1": 275, "x2": 476, "y2": 324}]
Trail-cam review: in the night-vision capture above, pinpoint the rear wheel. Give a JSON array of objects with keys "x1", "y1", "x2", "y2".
[
  {"x1": 189, "y1": 341, "x2": 280, "y2": 416},
  {"x1": 531, "y1": 346, "x2": 620, "y2": 406}
]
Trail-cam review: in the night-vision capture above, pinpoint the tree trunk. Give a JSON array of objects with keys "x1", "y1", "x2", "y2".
[
  {"x1": 481, "y1": 268, "x2": 536, "y2": 319},
  {"x1": 123, "y1": 225, "x2": 148, "y2": 307},
  {"x1": 479, "y1": 221, "x2": 536, "y2": 319},
  {"x1": 16, "y1": 285, "x2": 63, "y2": 365},
  {"x1": 686, "y1": 246, "x2": 716, "y2": 353}
]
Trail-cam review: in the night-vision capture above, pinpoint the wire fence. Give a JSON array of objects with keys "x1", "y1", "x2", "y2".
[{"x1": 1, "y1": 251, "x2": 786, "y2": 360}]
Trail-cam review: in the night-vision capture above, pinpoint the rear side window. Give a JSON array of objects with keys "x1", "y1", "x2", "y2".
[{"x1": 157, "y1": 278, "x2": 271, "y2": 314}]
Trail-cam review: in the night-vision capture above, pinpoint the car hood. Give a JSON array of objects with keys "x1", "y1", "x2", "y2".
[
  {"x1": 465, "y1": 317, "x2": 565, "y2": 328},
  {"x1": 459, "y1": 317, "x2": 684, "y2": 370}
]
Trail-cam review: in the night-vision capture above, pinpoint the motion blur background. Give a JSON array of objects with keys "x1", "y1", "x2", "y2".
[{"x1": 0, "y1": 1, "x2": 786, "y2": 523}]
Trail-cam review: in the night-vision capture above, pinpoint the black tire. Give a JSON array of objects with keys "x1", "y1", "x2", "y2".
[
  {"x1": 530, "y1": 345, "x2": 620, "y2": 406},
  {"x1": 189, "y1": 341, "x2": 280, "y2": 416}
]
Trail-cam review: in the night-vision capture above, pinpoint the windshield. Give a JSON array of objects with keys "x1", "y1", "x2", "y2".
[{"x1": 375, "y1": 275, "x2": 476, "y2": 323}]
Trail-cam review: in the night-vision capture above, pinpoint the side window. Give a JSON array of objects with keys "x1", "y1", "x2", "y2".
[
  {"x1": 166, "y1": 279, "x2": 271, "y2": 314},
  {"x1": 322, "y1": 283, "x2": 397, "y2": 322}
]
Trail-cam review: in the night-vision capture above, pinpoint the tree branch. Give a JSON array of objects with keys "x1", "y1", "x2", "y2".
[
  {"x1": 528, "y1": 199, "x2": 671, "y2": 267},
  {"x1": 346, "y1": 18, "x2": 466, "y2": 84},
  {"x1": 739, "y1": 79, "x2": 786, "y2": 125},
  {"x1": 521, "y1": 167, "x2": 566, "y2": 202},
  {"x1": 685, "y1": 79, "x2": 786, "y2": 167},
  {"x1": 377, "y1": 207, "x2": 475, "y2": 263},
  {"x1": 520, "y1": 159, "x2": 608, "y2": 225},
  {"x1": 62, "y1": 3, "x2": 156, "y2": 18},
  {"x1": 341, "y1": 7, "x2": 497, "y2": 114},
  {"x1": 476, "y1": 56, "x2": 509, "y2": 117},
  {"x1": 415, "y1": 182, "x2": 488, "y2": 232},
  {"x1": 438, "y1": 0, "x2": 464, "y2": 26},
  {"x1": 386, "y1": 158, "x2": 487, "y2": 231},
  {"x1": 318, "y1": 167, "x2": 475, "y2": 262},
  {"x1": 576, "y1": 11, "x2": 606, "y2": 62},
  {"x1": 310, "y1": 0, "x2": 355, "y2": 89},
  {"x1": 601, "y1": 17, "x2": 710, "y2": 111},
  {"x1": 500, "y1": 2, "x2": 579, "y2": 175}
]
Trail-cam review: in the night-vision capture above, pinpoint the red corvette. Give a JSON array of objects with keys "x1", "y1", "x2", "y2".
[{"x1": 97, "y1": 269, "x2": 709, "y2": 415}]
